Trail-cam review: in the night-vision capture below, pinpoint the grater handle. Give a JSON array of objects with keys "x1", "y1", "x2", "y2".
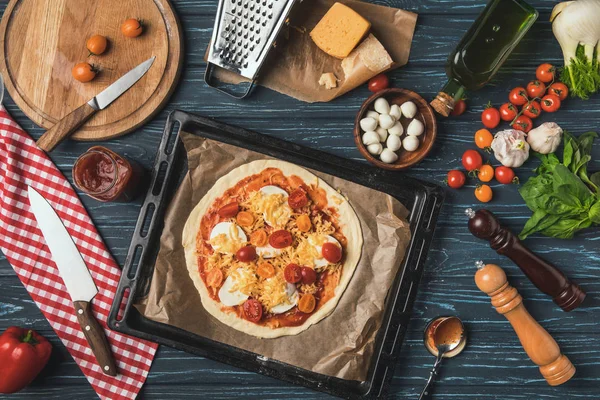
[{"x1": 204, "y1": 62, "x2": 255, "y2": 99}]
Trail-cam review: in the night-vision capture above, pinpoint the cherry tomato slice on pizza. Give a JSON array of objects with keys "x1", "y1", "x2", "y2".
[
  {"x1": 301, "y1": 266, "x2": 317, "y2": 285},
  {"x1": 269, "y1": 230, "x2": 293, "y2": 248},
  {"x1": 243, "y1": 299, "x2": 263, "y2": 322},
  {"x1": 288, "y1": 189, "x2": 309, "y2": 209},
  {"x1": 298, "y1": 294, "x2": 316, "y2": 313},
  {"x1": 284, "y1": 263, "x2": 302, "y2": 283},
  {"x1": 217, "y1": 202, "x2": 239, "y2": 218},
  {"x1": 322, "y1": 242, "x2": 342, "y2": 263}
]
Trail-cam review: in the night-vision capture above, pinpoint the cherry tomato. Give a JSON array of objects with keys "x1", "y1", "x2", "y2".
[
  {"x1": 300, "y1": 266, "x2": 317, "y2": 285},
  {"x1": 446, "y1": 170, "x2": 466, "y2": 189},
  {"x1": 368, "y1": 74, "x2": 389, "y2": 93},
  {"x1": 541, "y1": 94, "x2": 561, "y2": 113},
  {"x1": 509, "y1": 87, "x2": 528, "y2": 106},
  {"x1": 218, "y1": 202, "x2": 239, "y2": 218},
  {"x1": 495, "y1": 166, "x2": 518, "y2": 184},
  {"x1": 256, "y1": 262, "x2": 275, "y2": 279},
  {"x1": 121, "y1": 18, "x2": 143, "y2": 38},
  {"x1": 526, "y1": 80, "x2": 546, "y2": 98},
  {"x1": 536, "y1": 63, "x2": 555, "y2": 83},
  {"x1": 523, "y1": 101, "x2": 542, "y2": 119},
  {"x1": 322, "y1": 242, "x2": 342, "y2": 263},
  {"x1": 511, "y1": 115, "x2": 533, "y2": 133},
  {"x1": 236, "y1": 211, "x2": 254, "y2": 227},
  {"x1": 475, "y1": 129, "x2": 493, "y2": 150},
  {"x1": 206, "y1": 268, "x2": 224, "y2": 288},
  {"x1": 475, "y1": 185, "x2": 493, "y2": 203},
  {"x1": 499, "y1": 103, "x2": 518, "y2": 122},
  {"x1": 477, "y1": 165, "x2": 494, "y2": 183},
  {"x1": 71, "y1": 62, "x2": 97, "y2": 83},
  {"x1": 481, "y1": 106, "x2": 500, "y2": 129},
  {"x1": 243, "y1": 299, "x2": 263, "y2": 322},
  {"x1": 461, "y1": 149, "x2": 483, "y2": 172},
  {"x1": 296, "y1": 214, "x2": 312, "y2": 232},
  {"x1": 86, "y1": 35, "x2": 108, "y2": 56},
  {"x1": 548, "y1": 82, "x2": 568, "y2": 101},
  {"x1": 298, "y1": 294, "x2": 316, "y2": 313},
  {"x1": 250, "y1": 229, "x2": 268, "y2": 247},
  {"x1": 284, "y1": 263, "x2": 302, "y2": 283},
  {"x1": 269, "y1": 230, "x2": 293, "y2": 248},
  {"x1": 288, "y1": 189, "x2": 308, "y2": 209},
  {"x1": 451, "y1": 99, "x2": 466, "y2": 116},
  {"x1": 236, "y1": 245, "x2": 257, "y2": 262}
]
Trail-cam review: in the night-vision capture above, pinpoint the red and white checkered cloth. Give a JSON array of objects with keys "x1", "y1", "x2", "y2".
[{"x1": 0, "y1": 107, "x2": 157, "y2": 399}]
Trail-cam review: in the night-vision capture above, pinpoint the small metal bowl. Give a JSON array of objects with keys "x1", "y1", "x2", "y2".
[{"x1": 353, "y1": 88, "x2": 437, "y2": 171}]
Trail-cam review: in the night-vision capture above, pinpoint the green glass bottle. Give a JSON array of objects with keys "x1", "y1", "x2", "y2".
[{"x1": 431, "y1": 0, "x2": 538, "y2": 116}]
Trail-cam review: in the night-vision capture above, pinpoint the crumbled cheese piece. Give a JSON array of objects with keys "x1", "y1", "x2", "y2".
[{"x1": 318, "y1": 73, "x2": 338, "y2": 89}]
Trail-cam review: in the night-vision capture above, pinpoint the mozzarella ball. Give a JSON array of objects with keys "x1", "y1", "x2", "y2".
[
  {"x1": 374, "y1": 97, "x2": 390, "y2": 114},
  {"x1": 388, "y1": 122, "x2": 404, "y2": 136},
  {"x1": 403, "y1": 136, "x2": 420, "y2": 152},
  {"x1": 360, "y1": 117, "x2": 378, "y2": 132},
  {"x1": 367, "y1": 143, "x2": 383, "y2": 155},
  {"x1": 386, "y1": 134, "x2": 402, "y2": 152},
  {"x1": 376, "y1": 127, "x2": 388, "y2": 142},
  {"x1": 380, "y1": 148, "x2": 399, "y2": 164},
  {"x1": 401, "y1": 101, "x2": 418, "y2": 119},
  {"x1": 407, "y1": 119, "x2": 424, "y2": 136},
  {"x1": 389, "y1": 104, "x2": 402, "y2": 120},
  {"x1": 366, "y1": 110, "x2": 380, "y2": 121},
  {"x1": 379, "y1": 114, "x2": 395, "y2": 129},
  {"x1": 362, "y1": 130, "x2": 380, "y2": 145}
]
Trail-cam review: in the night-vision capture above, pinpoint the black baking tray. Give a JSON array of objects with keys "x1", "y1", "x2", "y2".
[{"x1": 108, "y1": 110, "x2": 444, "y2": 399}]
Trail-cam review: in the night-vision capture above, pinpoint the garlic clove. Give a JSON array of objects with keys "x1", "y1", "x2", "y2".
[
  {"x1": 362, "y1": 130, "x2": 380, "y2": 145},
  {"x1": 367, "y1": 143, "x2": 383, "y2": 155},
  {"x1": 374, "y1": 97, "x2": 391, "y2": 114},
  {"x1": 400, "y1": 101, "x2": 417, "y2": 119},
  {"x1": 386, "y1": 134, "x2": 402, "y2": 152},
  {"x1": 379, "y1": 114, "x2": 395, "y2": 129},
  {"x1": 380, "y1": 148, "x2": 399, "y2": 164},
  {"x1": 407, "y1": 119, "x2": 424, "y2": 136},
  {"x1": 360, "y1": 117, "x2": 378, "y2": 132},
  {"x1": 388, "y1": 122, "x2": 404, "y2": 136}
]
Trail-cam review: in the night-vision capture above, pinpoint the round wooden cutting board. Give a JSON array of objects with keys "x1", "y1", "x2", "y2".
[{"x1": 0, "y1": 0, "x2": 182, "y2": 141}]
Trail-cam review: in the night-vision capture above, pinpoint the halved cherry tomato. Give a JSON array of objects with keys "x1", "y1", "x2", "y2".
[
  {"x1": 288, "y1": 189, "x2": 308, "y2": 209},
  {"x1": 536, "y1": 63, "x2": 555, "y2": 83},
  {"x1": 236, "y1": 211, "x2": 254, "y2": 227},
  {"x1": 296, "y1": 214, "x2": 312, "y2": 232},
  {"x1": 86, "y1": 35, "x2": 108, "y2": 56},
  {"x1": 481, "y1": 106, "x2": 500, "y2": 129},
  {"x1": 523, "y1": 101, "x2": 541, "y2": 119},
  {"x1": 462, "y1": 149, "x2": 483, "y2": 172},
  {"x1": 256, "y1": 262, "x2": 275, "y2": 279},
  {"x1": 301, "y1": 266, "x2": 317, "y2": 285},
  {"x1": 72, "y1": 62, "x2": 97, "y2": 83},
  {"x1": 526, "y1": 80, "x2": 546, "y2": 98},
  {"x1": 236, "y1": 245, "x2": 256, "y2": 262},
  {"x1": 511, "y1": 115, "x2": 533, "y2": 133},
  {"x1": 322, "y1": 242, "x2": 342, "y2": 263},
  {"x1": 298, "y1": 294, "x2": 316, "y2": 313},
  {"x1": 451, "y1": 99, "x2": 466, "y2": 116},
  {"x1": 541, "y1": 94, "x2": 561, "y2": 113},
  {"x1": 509, "y1": 87, "x2": 528, "y2": 106},
  {"x1": 477, "y1": 165, "x2": 494, "y2": 183},
  {"x1": 368, "y1": 74, "x2": 389, "y2": 93},
  {"x1": 495, "y1": 166, "x2": 518, "y2": 184},
  {"x1": 446, "y1": 170, "x2": 466, "y2": 189},
  {"x1": 250, "y1": 229, "x2": 268, "y2": 247},
  {"x1": 475, "y1": 185, "x2": 493, "y2": 203},
  {"x1": 269, "y1": 230, "x2": 293, "y2": 248},
  {"x1": 218, "y1": 202, "x2": 239, "y2": 218},
  {"x1": 121, "y1": 18, "x2": 143, "y2": 38},
  {"x1": 206, "y1": 268, "x2": 224, "y2": 288},
  {"x1": 243, "y1": 299, "x2": 263, "y2": 322},
  {"x1": 548, "y1": 82, "x2": 568, "y2": 101},
  {"x1": 499, "y1": 103, "x2": 517, "y2": 122},
  {"x1": 284, "y1": 263, "x2": 302, "y2": 283},
  {"x1": 475, "y1": 129, "x2": 493, "y2": 150}
]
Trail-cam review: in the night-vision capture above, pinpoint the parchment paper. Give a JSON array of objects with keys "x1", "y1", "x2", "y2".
[
  {"x1": 135, "y1": 132, "x2": 411, "y2": 381},
  {"x1": 208, "y1": 0, "x2": 418, "y2": 102}
]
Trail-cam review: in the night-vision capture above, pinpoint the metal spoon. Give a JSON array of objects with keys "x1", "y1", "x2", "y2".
[{"x1": 419, "y1": 316, "x2": 465, "y2": 400}]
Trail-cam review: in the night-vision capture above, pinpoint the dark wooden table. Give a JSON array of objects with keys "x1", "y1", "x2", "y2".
[{"x1": 1, "y1": 0, "x2": 599, "y2": 398}]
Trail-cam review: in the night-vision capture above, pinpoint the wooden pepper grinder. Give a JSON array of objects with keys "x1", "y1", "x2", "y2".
[
  {"x1": 475, "y1": 262, "x2": 576, "y2": 386},
  {"x1": 466, "y1": 208, "x2": 585, "y2": 312}
]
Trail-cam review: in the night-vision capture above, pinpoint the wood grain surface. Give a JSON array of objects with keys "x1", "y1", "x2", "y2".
[
  {"x1": 1, "y1": 0, "x2": 599, "y2": 399},
  {"x1": 0, "y1": 0, "x2": 182, "y2": 141}
]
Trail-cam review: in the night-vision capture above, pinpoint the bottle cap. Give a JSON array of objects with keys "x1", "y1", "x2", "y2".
[{"x1": 430, "y1": 92, "x2": 454, "y2": 117}]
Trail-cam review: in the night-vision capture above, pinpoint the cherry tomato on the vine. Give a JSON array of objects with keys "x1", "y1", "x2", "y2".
[
  {"x1": 509, "y1": 87, "x2": 529, "y2": 106},
  {"x1": 446, "y1": 170, "x2": 466, "y2": 189},
  {"x1": 475, "y1": 129, "x2": 493, "y2": 150},
  {"x1": 478, "y1": 165, "x2": 494, "y2": 183},
  {"x1": 481, "y1": 106, "x2": 500, "y2": 129},
  {"x1": 523, "y1": 101, "x2": 542, "y2": 119},
  {"x1": 536, "y1": 63, "x2": 555, "y2": 83},
  {"x1": 451, "y1": 99, "x2": 466, "y2": 116},
  {"x1": 475, "y1": 185, "x2": 493, "y2": 203},
  {"x1": 368, "y1": 73, "x2": 389, "y2": 93},
  {"x1": 541, "y1": 94, "x2": 561, "y2": 113},
  {"x1": 499, "y1": 103, "x2": 518, "y2": 122},
  {"x1": 526, "y1": 80, "x2": 546, "y2": 98},
  {"x1": 495, "y1": 166, "x2": 518, "y2": 184},
  {"x1": 462, "y1": 149, "x2": 483, "y2": 172},
  {"x1": 511, "y1": 115, "x2": 533, "y2": 133},
  {"x1": 548, "y1": 82, "x2": 568, "y2": 101}
]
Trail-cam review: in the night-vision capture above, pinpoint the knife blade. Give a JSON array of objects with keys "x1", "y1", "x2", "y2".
[
  {"x1": 36, "y1": 56, "x2": 156, "y2": 153},
  {"x1": 27, "y1": 186, "x2": 118, "y2": 376}
]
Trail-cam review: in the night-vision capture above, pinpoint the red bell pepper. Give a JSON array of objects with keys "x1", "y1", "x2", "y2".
[{"x1": 0, "y1": 326, "x2": 52, "y2": 394}]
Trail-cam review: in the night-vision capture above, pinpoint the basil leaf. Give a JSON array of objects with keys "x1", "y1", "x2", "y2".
[
  {"x1": 520, "y1": 211, "x2": 561, "y2": 240},
  {"x1": 577, "y1": 132, "x2": 597, "y2": 157},
  {"x1": 590, "y1": 201, "x2": 600, "y2": 224},
  {"x1": 591, "y1": 172, "x2": 600, "y2": 188},
  {"x1": 562, "y1": 132, "x2": 575, "y2": 169},
  {"x1": 519, "y1": 174, "x2": 553, "y2": 212},
  {"x1": 552, "y1": 165, "x2": 593, "y2": 203},
  {"x1": 541, "y1": 217, "x2": 593, "y2": 239},
  {"x1": 534, "y1": 152, "x2": 560, "y2": 174}
]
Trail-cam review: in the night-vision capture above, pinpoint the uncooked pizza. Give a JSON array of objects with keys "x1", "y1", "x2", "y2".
[{"x1": 182, "y1": 160, "x2": 363, "y2": 338}]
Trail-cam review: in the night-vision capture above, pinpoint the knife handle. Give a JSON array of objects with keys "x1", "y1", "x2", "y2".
[
  {"x1": 74, "y1": 300, "x2": 118, "y2": 376},
  {"x1": 37, "y1": 103, "x2": 97, "y2": 152}
]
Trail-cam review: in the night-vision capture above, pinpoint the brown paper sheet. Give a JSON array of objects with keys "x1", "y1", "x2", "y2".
[
  {"x1": 135, "y1": 132, "x2": 411, "y2": 381},
  {"x1": 209, "y1": 0, "x2": 418, "y2": 102}
]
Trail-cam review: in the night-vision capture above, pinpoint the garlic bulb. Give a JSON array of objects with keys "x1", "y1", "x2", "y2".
[
  {"x1": 491, "y1": 129, "x2": 530, "y2": 168},
  {"x1": 527, "y1": 122, "x2": 563, "y2": 154}
]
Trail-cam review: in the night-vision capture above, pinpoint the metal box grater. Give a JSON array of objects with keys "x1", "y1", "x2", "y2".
[{"x1": 205, "y1": 0, "x2": 299, "y2": 98}]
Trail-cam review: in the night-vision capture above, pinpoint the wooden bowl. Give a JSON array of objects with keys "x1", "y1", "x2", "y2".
[{"x1": 354, "y1": 88, "x2": 437, "y2": 170}]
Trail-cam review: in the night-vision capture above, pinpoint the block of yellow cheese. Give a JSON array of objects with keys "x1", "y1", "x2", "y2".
[{"x1": 310, "y1": 3, "x2": 371, "y2": 59}]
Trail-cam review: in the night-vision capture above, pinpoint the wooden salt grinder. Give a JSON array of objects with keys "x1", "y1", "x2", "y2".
[
  {"x1": 467, "y1": 208, "x2": 585, "y2": 312},
  {"x1": 475, "y1": 262, "x2": 576, "y2": 386}
]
